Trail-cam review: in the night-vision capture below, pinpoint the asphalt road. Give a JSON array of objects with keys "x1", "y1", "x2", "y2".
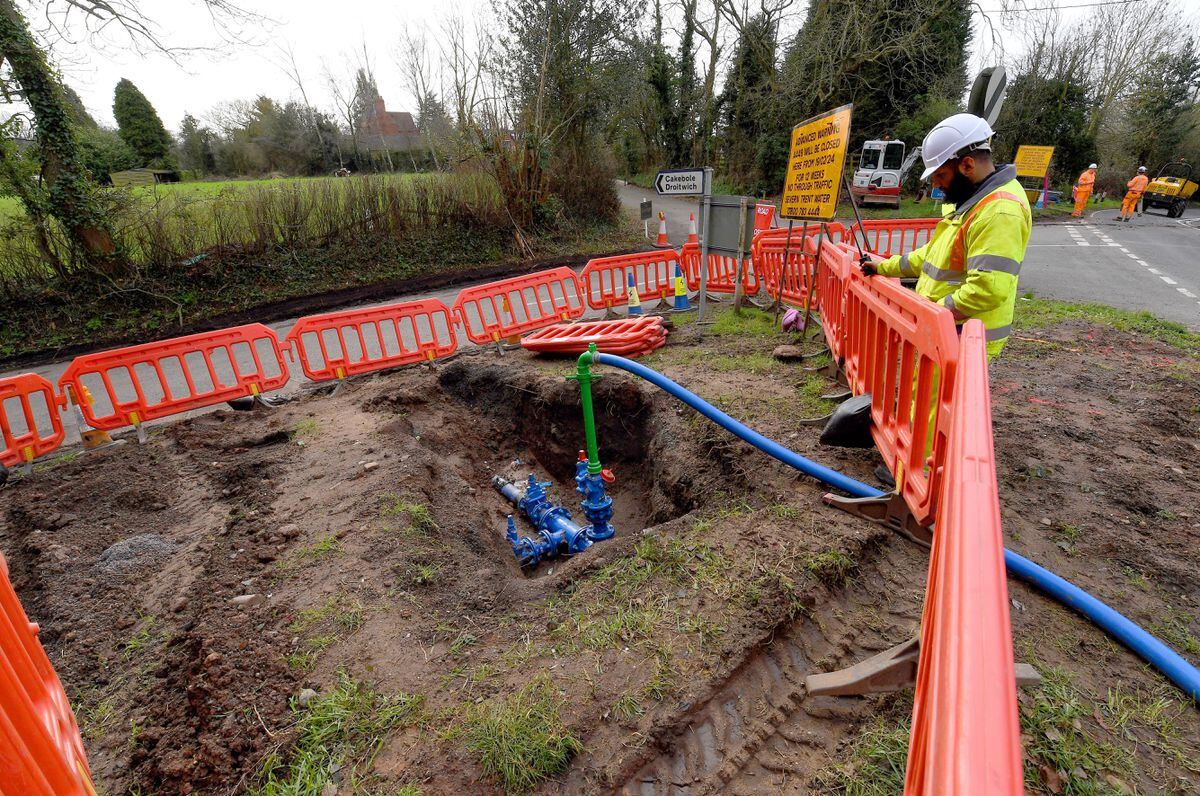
[
  {"x1": 1021, "y1": 208, "x2": 1199, "y2": 330},
  {"x1": 4, "y1": 187, "x2": 1196, "y2": 453}
]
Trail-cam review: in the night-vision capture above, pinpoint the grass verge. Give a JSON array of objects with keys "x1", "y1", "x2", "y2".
[
  {"x1": 461, "y1": 676, "x2": 583, "y2": 794},
  {"x1": 1015, "y1": 295, "x2": 1200, "y2": 353},
  {"x1": 252, "y1": 673, "x2": 424, "y2": 795}
]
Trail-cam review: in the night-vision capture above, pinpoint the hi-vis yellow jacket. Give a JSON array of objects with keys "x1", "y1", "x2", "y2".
[{"x1": 877, "y1": 164, "x2": 1032, "y2": 358}]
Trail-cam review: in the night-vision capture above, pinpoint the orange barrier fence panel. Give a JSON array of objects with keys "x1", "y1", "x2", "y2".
[
  {"x1": 679, "y1": 242, "x2": 761, "y2": 295},
  {"x1": 754, "y1": 224, "x2": 847, "y2": 309},
  {"x1": 841, "y1": 266, "x2": 959, "y2": 527},
  {"x1": 452, "y1": 267, "x2": 585, "y2": 345},
  {"x1": 285, "y1": 298, "x2": 458, "y2": 381},
  {"x1": 904, "y1": 320, "x2": 1021, "y2": 796},
  {"x1": 1, "y1": 554, "x2": 96, "y2": 796},
  {"x1": 813, "y1": 242, "x2": 857, "y2": 363},
  {"x1": 755, "y1": 221, "x2": 848, "y2": 247},
  {"x1": 58, "y1": 324, "x2": 291, "y2": 432},
  {"x1": 849, "y1": 218, "x2": 939, "y2": 259},
  {"x1": 0, "y1": 374, "x2": 66, "y2": 468},
  {"x1": 580, "y1": 250, "x2": 681, "y2": 311}
]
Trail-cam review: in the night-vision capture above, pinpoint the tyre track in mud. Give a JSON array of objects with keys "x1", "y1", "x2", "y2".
[{"x1": 616, "y1": 542, "x2": 926, "y2": 795}]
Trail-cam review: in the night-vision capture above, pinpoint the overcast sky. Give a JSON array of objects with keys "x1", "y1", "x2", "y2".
[
  {"x1": 52, "y1": 0, "x2": 489, "y2": 130},
  {"x1": 36, "y1": 0, "x2": 1159, "y2": 134}
]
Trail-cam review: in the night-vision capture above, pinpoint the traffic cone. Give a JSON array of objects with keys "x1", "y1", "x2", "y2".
[
  {"x1": 627, "y1": 273, "x2": 643, "y2": 315},
  {"x1": 68, "y1": 385, "x2": 113, "y2": 449},
  {"x1": 686, "y1": 213, "x2": 698, "y2": 245},
  {"x1": 672, "y1": 262, "x2": 691, "y2": 312},
  {"x1": 655, "y1": 212, "x2": 669, "y2": 247}
]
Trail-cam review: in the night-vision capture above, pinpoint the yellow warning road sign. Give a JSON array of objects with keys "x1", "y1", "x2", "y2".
[
  {"x1": 780, "y1": 104, "x2": 853, "y2": 221},
  {"x1": 1014, "y1": 145, "x2": 1055, "y2": 178}
]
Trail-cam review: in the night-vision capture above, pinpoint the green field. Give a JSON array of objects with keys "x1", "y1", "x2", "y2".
[{"x1": 0, "y1": 173, "x2": 423, "y2": 223}]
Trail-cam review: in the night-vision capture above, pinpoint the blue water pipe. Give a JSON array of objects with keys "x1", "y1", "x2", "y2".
[{"x1": 592, "y1": 351, "x2": 1200, "y2": 702}]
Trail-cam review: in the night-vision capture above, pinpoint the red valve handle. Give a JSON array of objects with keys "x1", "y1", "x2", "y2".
[{"x1": 601, "y1": 468, "x2": 616, "y2": 484}]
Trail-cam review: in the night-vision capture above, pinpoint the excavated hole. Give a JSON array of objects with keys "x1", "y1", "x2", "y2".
[{"x1": 433, "y1": 358, "x2": 697, "y2": 578}]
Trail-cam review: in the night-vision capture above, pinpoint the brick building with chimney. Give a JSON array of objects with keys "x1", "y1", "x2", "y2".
[{"x1": 357, "y1": 96, "x2": 422, "y2": 154}]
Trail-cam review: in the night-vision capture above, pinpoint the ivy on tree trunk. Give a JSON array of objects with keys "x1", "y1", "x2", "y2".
[{"x1": 0, "y1": 0, "x2": 124, "y2": 275}]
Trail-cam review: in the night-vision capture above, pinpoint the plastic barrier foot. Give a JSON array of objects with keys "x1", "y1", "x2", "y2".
[
  {"x1": 820, "y1": 388, "x2": 852, "y2": 401},
  {"x1": 796, "y1": 411, "x2": 835, "y2": 427},
  {"x1": 805, "y1": 637, "x2": 1042, "y2": 697},
  {"x1": 822, "y1": 491, "x2": 933, "y2": 547}
]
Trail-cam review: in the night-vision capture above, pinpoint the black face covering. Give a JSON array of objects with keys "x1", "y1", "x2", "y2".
[{"x1": 943, "y1": 166, "x2": 977, "y2": 207}]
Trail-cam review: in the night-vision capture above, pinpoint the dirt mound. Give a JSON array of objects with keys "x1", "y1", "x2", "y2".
[{"x1": 1, "y1": 312, "x2": 1197, "y2": 794}]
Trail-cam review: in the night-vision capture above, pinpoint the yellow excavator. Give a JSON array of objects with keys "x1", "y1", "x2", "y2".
[{"x1": 1143, "y1": 161, "x2": 1197, "y2": 218}]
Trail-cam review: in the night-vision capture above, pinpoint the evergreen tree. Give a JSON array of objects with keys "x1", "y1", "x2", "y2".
[
  {"x1": 176, "y1": 113, "x2": 216, "y2": 175},
  {"x1": 112, "y1": 78, "x2": 173, "y2": 166},
  {"x1": 647, "y1": 0, "x2": 677, "y2": 164},
  {"x1": 992, "y1": 74, "x2": 1095, "y2": 184},
  {"x1": 765, "y1": 0, "x2": 973, "y2": 191},
  {"x1": 63, "y1": 84, "x2": 99, "y2": 130},
  {"x1": 1124, "y1": 39, "x2": 1200, "y2": 167},
  {"x1": 720, "y1": 14, "x2": 777, "y2": 193}
]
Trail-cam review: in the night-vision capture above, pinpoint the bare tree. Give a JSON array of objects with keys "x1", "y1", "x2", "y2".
[
  {"x1": 274, "y1": 41, "x2": 334, "y2": 170},
  {"x1": 688, "y1": 0, "x2": 725, "y2": 163},
  {"x1": 1083, "y1": 0, "x2": 1175, "y2": 138},
  {"x1": 396, "y1": 27, "x2": 444, "y2": 169}
]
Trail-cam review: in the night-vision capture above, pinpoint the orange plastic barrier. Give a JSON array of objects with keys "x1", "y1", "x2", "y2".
[
  {"x1": 520, "y1": 317, "x2": 667, "y2": 356},
  {"x1": 813, "y1": 242, "x2": 858, "y2": 363},
  {"x1": 580, "y1": 250, "x2": 681, "y2": 311},
  {"x1": 841, "y1": 264, "x2": 960, "y2": 527},
  {"x1": 754, "y1": 224, "x2": 848, "y2": 308},
  {"x1": 904, "y1": 320, "x2": 1021, "y2": 795},
  {"x1": 285, "y1": 298, "x2": 458, "y2": 381},
  {"x1": 58, "y1": 324, "x2": 291, "y2": 432},
  {"x1": 679, "y1": 242, "x2": 761, "y2": 295},
  {"x1": 850, "y1": 218, "x2": 939, "y2": 259},
  {"x1": 452, "y1": 267, "x2": 585, "y2": 345},
  {"x1": 1, "y1": 553, "x2": 96, "y2": 796},
  {"x1": 0, "y1": 374, "x2": 66, "y2": 468},
  {"x1": 755, "y1": 221, "x2": 848, "y2": 247}
]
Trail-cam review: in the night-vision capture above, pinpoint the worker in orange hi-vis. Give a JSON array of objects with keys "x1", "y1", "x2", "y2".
[
  {"x1": 1119, "y1": 166, "x2": 1149, "y2": 222},
  {"x1": 1072, "y1": 163, "x2": 1097, "y2": 217}
]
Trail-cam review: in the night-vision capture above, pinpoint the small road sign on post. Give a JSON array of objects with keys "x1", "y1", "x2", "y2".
[{"x1": 655, "y1": 169, "x2": 705, "y2": 196}]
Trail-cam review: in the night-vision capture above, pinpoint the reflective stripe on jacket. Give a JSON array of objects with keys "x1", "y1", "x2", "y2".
[{"x1": 877, "y1": 164, "x2": 1032, "y2": 358}]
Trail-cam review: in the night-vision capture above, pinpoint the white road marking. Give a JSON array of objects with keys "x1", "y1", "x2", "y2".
[
  {"x1": 1148, "y1": 268, "x2": 1162, "y2": 274},
  {"x1": 1178, "y1": 288, "x2": 1197, "y2": 298},
  {"x1": 1135, "y1": 260, "x2": 1149, "y2": 267},
  {"x1": 1160, "y1": 276, "x2": 1178, "y2": 285}
]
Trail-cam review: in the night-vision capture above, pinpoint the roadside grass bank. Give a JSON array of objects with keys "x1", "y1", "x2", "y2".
[{"x1": 0, "y1": 173, "x2": 641, "y2": 363}]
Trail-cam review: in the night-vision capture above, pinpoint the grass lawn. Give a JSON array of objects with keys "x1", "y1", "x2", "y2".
[{"x1": 0, "y1": 173, "x2": 421, "y2": 223}]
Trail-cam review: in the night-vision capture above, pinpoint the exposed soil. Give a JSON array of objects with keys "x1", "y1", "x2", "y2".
[{"x1": 1, "y1": 312, "x2": 1197, "y2": 795}]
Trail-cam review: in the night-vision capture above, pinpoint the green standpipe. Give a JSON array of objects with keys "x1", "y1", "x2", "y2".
[{"x1": 571, "y1": 343, "x2": 602, "y2": 475}]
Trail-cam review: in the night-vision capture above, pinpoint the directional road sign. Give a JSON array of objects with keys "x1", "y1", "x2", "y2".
[{"x1": 655, "y1": 169, "x2": 705, "y2": 196}]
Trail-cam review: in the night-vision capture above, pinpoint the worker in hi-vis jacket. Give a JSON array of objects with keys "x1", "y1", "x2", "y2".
[
  {"x1": 1119, "y1": 166, "x2": 1149, "y2": 222},
  {"x1": 861, "y1": 113, "x2": 1031, "y2": 361},
  {"x1": 1073, "y1": 163, "x2": 1097, "y2": 218}
]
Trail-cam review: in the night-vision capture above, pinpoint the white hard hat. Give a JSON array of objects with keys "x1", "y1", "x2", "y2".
[
  {"x1": 1089, "y1": 163, "x2": 1097, "y2": 169},
  {"x1": 1138, "y1": 166, "x2": 1147, "y2": 172},
  {"x1": 920, "y1": 113, "x2": 994, "y2": 181}
]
